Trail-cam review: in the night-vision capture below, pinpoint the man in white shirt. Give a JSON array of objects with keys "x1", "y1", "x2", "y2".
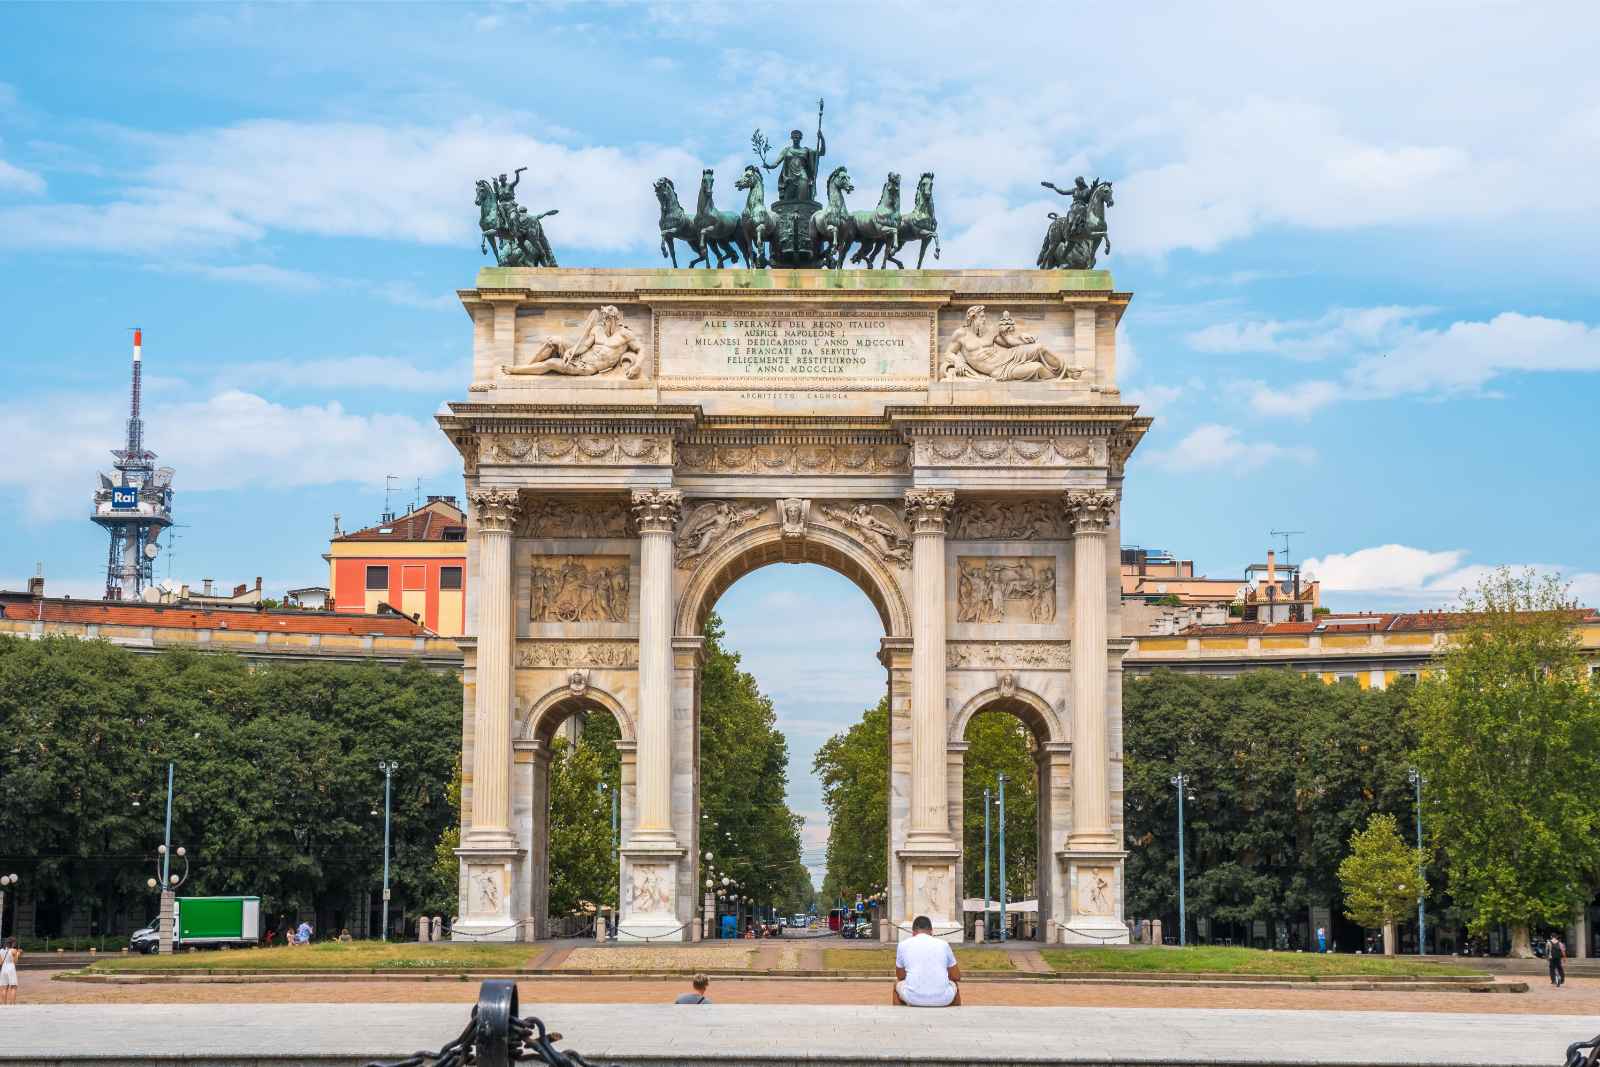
[{"x1": 892, "y1": 915, "x2": 961, "y2": 1006}]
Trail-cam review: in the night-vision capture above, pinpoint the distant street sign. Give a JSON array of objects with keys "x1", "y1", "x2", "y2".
[
  {"x1": 382, "y1": 888, "x2": 391, "y2": 901},
  {"x1": 111, "y1": 487, "x2": 138, "y2": 510}
]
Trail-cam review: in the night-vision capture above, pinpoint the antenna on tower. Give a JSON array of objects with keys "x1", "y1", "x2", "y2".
[
  {"x1": 1270, "y1": 529, "x2": 1307, "y2": 566},
  {"x1": 383, "y1": 475, "x2": 399, "y2": 523},
  {"x1": 413, "y1": 477, "x2": 422, "y2": 513},
  {"x1": 93, "y1": 328, "x2": 174, "y2": 600}
]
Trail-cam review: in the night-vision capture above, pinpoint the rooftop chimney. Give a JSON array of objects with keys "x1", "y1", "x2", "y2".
[
  {"x1": 333, "y1": 513, "x2": 342, "y2": 537},
  {"x1": 27, "y1": 574, "x2": 44, "y2": 598},
  {"x1": 255, "y1": 576, "x2": 262, "y2": 591},
  {"x1": 202, "y1": 578, "x2": 213, "y2": 596},
  {"x1": 1265, "y1": 549, "x2": 1277, "y2": 588}
]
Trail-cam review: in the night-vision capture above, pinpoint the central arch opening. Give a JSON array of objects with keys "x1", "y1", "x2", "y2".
[{"x1": 694, "y1": 550, "x2": 894, "y2": 938}]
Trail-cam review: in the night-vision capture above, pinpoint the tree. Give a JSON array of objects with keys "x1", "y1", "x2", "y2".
[
  {"x1": 0, "y1": 635, "x2": 461, "y2": 938},
  {"x1": 545, "y1": 735, "x2": 617, "y2": 917},
  {"x1": 1123, "y1": 669, "x2": 1418, "y2": 947},
  {"x1": 815, "y1": 698, "x2": 889, "y2": 903},
  {"x1": 960, "y1": 711, "x2": 1037, "y2": 902},
  {"x1": 1338, "y1": 813, "x2": 1426, "y2": 951},
  {"x1": 1409, "y1": 568, "x2": 1600, "y2": 956}
]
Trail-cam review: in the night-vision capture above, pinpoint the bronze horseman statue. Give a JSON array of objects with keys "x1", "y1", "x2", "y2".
[
  {"x1": 475, "y1": 167, "x2": 559, "y2": 267},
  {"x1": 1037, "y1": 177, "x2": 1113, "y2": 270}
]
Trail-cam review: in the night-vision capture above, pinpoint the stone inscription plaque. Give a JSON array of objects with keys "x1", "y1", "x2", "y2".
[{"x1": 656, "y1": 308, "x2": 932, "y2": 385}]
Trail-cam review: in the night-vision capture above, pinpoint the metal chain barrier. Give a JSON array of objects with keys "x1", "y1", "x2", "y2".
[{"x1": 366, "y1": 980, "x2": 615, "y2": 1067}]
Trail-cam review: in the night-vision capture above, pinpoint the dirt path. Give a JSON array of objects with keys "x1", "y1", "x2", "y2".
[{"x1": 26, "y1": 974, "x2": 1578, "y2": 1014}]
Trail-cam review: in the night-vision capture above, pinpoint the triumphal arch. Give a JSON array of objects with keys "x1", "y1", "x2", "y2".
[{"x1": 440, "y1": 265, "x2": 1148, "y2": 944}]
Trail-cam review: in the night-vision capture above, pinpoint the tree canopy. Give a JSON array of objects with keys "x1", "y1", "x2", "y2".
[
  {"x1": 1338, "y1": 812, "x2": 1425, "y2": 935},
  {"x1": 1123, "y1": 669, "x2": 1419, "y2": 942},
  {"x1": 1409, "y1": 568, "x2": 1600, "y2": 951},
  {"x1": 0, "y1": 635, "x2": 461, "y2": 935}
]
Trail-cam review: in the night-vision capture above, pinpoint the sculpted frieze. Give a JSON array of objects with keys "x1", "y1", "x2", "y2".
[
  {"x1": 956, "y1": 557, "x2": 1057, "y2": 624},
  {"x1": 516, "y1": 497, "x2": 633, "y2": 539},
  {"x1": 913, "y1": 436, "x2": 1105, "y2": 468},
  {"x1": 503, "y1": 305, "x2": 644, "y2": 379},
  {"x1": 530, "y1": 556, "x2": 630, "y2": 623},
  {"x1": 816, "y1": 501, "x2": 911, "y2": 567},
  {"x1": 674, "y1": 499, "x2": 766, "y2": 567},
  {"x1": 946, "y1": 642, "x2": 1070, "y2": 669},
  {"x1": 678, "y1": 441, "x2": 909, "y2": 475},
  {"x1": 517, "y1": 641, "x2": 638, "y2": 669},
  {"x1": 949, "y1": 498, "x2": 1069, "y2": 540},
  {"x1": 486, "y1": 434, "x2": 670, "y2": 466}
]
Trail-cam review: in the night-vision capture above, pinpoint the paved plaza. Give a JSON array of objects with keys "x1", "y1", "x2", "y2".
[{"x1": 0, "y1": 998, "x2": 1593, "y2": 1067}]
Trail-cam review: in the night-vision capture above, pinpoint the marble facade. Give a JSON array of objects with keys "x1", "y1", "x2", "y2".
[{"x1": 442, "y1": 268, "x2": 1149, "y2": 944}]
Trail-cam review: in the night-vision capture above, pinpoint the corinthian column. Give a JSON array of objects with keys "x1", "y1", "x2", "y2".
[
  {"x1": 631, "y1": 488, "x2": 682, "y2": 841},
  {"x1": 1066, "y1": 489, "x2": 1118, "y2": 849},
  {"x1": 904, "y1": 489, "x2": 954, "y2": 841},
  {"x1": 467, "y1": 488, "x2": 521, "y2": 846}
]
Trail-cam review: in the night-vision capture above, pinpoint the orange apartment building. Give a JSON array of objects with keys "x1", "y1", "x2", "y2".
[{"x1": 327, "y1": 496, "x2": 468, "y2": 636}]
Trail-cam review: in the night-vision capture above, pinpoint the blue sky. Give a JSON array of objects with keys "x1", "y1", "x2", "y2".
[{"x1": 3, "y1": 3, "x2": 1598, "y2": 880}]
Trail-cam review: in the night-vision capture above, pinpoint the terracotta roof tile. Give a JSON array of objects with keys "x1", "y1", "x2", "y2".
[
  {"x1": 0, "y1": 596, "x2": 432, "y2": 637},
  {"x1": 338, "y1": 501, "x2": 466, "y2": 543}
]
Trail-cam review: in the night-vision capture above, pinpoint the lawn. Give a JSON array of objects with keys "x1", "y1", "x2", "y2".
[
  {"x1": 90, "y1": 941, "x2": 539, "y2": 973},
  {"x1": 1040, "y1": 946, "x2": 1483, "y2": 977},
  {"x1": 822, "y1": 948, "x2": 1015, "y2": 972}
]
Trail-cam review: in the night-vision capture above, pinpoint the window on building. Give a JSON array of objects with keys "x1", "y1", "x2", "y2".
[
  {"x1": 365, "y1": 565, "x2": 389, "y2": 591},
  {"x1": 1334, "y1": 672, "x2": 1359, "y2": 685},
  {"x1": 443, "y1": 526, "x2": 467, "y2": 542},
  {"x1": 440, "y1": 566, "x2": 463, "y2": 590},
  {"x1": 1398, "y1": 670, "x2": 1421, "y2": 683}
]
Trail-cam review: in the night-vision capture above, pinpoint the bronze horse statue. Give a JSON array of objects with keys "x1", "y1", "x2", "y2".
[
  {"x1": 846, "y1": 172, "x2": 903, "y2": 269},
  {"x1": 895, "y1": 172, "x2": 940, "y2": 270},
  {"x1": 654, "y1": 177, "x2": 701, "y2": 268},
  {"x1": 810, "y1": 166, "x2": 856, "y2": 269},
  {"x1": 734, "y1": 165, "x2": 778, "y2": 268},
  {"x1": 689, "y1": 168, "x2": 742, "y2": 268},
  {"x1": 1038, "y1": 179, "x2": 1113, "y2": 269}
]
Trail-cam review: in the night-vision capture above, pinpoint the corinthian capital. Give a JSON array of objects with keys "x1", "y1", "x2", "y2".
[
  {"x1": 903, "y1": 489, "x2": 955, "y2": 534},
  {"x1": 1064, "y1": 490, "x2": 1118, "y2": 534},
  {"x1": 631, "y1": 488, "x2": 683, "y2": 534},
  {"x1": 469, "y1": 488, "x2": 522, "y2": 534}
]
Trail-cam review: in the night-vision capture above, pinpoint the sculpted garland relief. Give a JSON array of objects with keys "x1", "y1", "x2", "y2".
[
  {"x1": 956, "y1": 557, "x2": 1056, "y2": 624},
  {"x1": 677, "y1": 441, "x2": 909, "y2": 475},
  {"x1": 947, "y1": 643, "x2": 1071, "y2": 669},
  {"x1": 485, "y1": 435, "x2": 669, "y2": 466},
  {"x1": 913, "y1": 436, "x2": 1105, "y2": 468},
  {"x1": 530, "y1": 556, "x2": 630, "y2": 622},
  {"x1": 517, "y1": 641, "x2": 638, "y2": 668}
]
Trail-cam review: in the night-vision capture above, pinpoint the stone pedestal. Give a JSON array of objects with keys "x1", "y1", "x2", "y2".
[
  {"x1": 617, "y1": 844, "x2": 686, "y2": 942},
  {"x1": 1059, "y1": 850, "x2": 1129, "y2": 945}
]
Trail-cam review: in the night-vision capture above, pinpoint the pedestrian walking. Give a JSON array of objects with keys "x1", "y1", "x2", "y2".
[
  {"x1": 295, "y1": 920, "x2": 313, "y2": 945},
  {"x1": 1549, "y1": 934, "x2": 1566, "y2": 987},
  {"x1": 0, "y1": 937, "x2": 20, "y2": 1004},
  {"x1": 1316, "y1": 926, "x2": 1327, "y2": 953}
]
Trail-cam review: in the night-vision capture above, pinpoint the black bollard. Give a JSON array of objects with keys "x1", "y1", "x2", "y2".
[{"x1": 475, "y1": 980, "x2": 519, "y2": 1067}]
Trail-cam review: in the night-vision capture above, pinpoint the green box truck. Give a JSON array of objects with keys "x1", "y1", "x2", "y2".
[{"x1": 130, "y1": 896, "x2": 261, "y2": 953}]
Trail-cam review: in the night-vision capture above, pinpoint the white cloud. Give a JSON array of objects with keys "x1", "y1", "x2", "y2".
[
  {"x1": 0, "y1": 117, "x2": 702, "y2": 256},
  {"x1": 213, "y1": 355, "x2": 465, "y2": 394},
  {"x1": 2, "y1": 388, "x2": 456, "y2": 521},
  {"x1": 1143, "y1": 423, "x2": 1314, "y2": 473},
  {"x1": 174, "y1": 262, "x2": 323, "y2": 290},
  {"x1": 1203, "y1": 307, "x2": 1600, "y2": 417},
  {"x1": 0, "y1": 158, "x2": 44, "y2": 194},
  {"x1": 1356, "y1": 312, "x2": 1600, "y2": 396},
  {"x1": 1126, "y1": 384, "x2": 1181, "y2": 416},
  {"x1": 1246, "y1": 379, "x2": 1343, "y2": 418},
  {"x1": 1303, "y1": 544, "x2": 1600, "y2": 609}
]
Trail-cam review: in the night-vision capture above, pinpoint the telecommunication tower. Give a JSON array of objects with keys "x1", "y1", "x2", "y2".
[{"x1": 91, "y1": 329, "x2": 174, "y2": 600}]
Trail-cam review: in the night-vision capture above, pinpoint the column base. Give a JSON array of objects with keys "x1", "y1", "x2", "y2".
[
  {"x1": 454, "y1": 845, "x2": 527, "y2": 943},
  {"x1": 895, "y1": 843, "x2": 963, "y2": 942},
  {"x1": 1057, "y1": 849, "x2": 1129, "y2": 946},
  {"x1": 618, "y1": 840, "x2": 687, "y2": 943}
]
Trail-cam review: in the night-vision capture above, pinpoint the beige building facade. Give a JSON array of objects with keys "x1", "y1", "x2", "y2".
[{"x1": 440, "y1": 267, "x2": 1149, "y2": 943}]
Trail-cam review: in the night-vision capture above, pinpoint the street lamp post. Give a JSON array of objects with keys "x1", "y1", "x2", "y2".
[
  {"x1": 0, "y1": 874, "x2": 17, "y2": 942},
  {"x1": 147, "y1": 763, "x2": 187, "y2": 955},
  {"x1": 378, "y1": 761, "x2": 399, "y2": 941},
  {"x1": 982, "y1": 786, "x2": 992, "y2": 941},
  {"x1": 1408, "y1": 768, "x2": 1425, "y2": 955},
  {"x1": 997, "y1": 774, "x2": 1007, "y2": 944},
  {"x1": 1170, "y1": 773, "x2": 1189, "y2": 947}
]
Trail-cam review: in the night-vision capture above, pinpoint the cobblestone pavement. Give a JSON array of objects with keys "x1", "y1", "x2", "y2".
[{"x1": 22, "y1": 974, "x2": 1586, "y2": 1014}]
